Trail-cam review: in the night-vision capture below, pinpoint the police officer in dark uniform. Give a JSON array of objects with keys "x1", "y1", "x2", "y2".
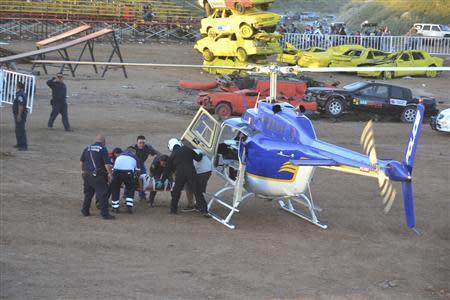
[
  {"x1": 133, "y1": 135, "x2": 159, "y2": 201},
  {"x1": 148, "y1": 154, "x2": 169, "y2": 207},
  {"x1": 47, "y1": 73, "x2": 72, "y2": 131},
  {"x1": 162, "y1": 138, "x2": 202, "y2": 214},
  {"x1": 12, "y1": 82, "x2": 28, "y2": 151},
  {"x1": 80, "y1": 134, "x2": 115, "y2": 220}
]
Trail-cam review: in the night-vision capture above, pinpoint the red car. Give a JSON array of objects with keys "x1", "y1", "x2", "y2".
[{"x1": 197, "y1": 80, "x2": 317, "y2": 119}]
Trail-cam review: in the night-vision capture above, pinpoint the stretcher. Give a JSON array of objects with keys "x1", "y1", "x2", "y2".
[{"x1": 137, "y1": 174, "x2": 174, "y2": 192}]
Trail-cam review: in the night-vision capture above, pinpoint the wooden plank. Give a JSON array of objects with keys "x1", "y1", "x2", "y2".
[
  {"x1": 0, "y1": 28, "x2": 113, "y2": 63},
  {"x1": 36, "y1": 25, "x2": 91, "y2": 48}
]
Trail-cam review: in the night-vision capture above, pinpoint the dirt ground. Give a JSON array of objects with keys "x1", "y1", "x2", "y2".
[{"x1": 1, "y1": 41, "x2": 449, "y2": 300}]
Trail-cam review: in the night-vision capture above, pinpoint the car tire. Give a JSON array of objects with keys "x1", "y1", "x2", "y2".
[
  {"x1": 215, "y1": 103, "x2": 232, "y2": 120},
  {"x1": 204, "y1": 1, "x2": 212, "y2": 16},
  {"x1": 236, "y1": 48, "x2": 248, "y2": 62},
  {"x1": 239, "y1": 24, "x2": 254, "y2": 39},
  {"x1": 325, "y1": 97, "x2": 344, "y2": 117},
  {"x1": 401, "y1": 105, "x2": 417, "y2": 123},
  {"x1": 382, "y1": 71, "x2": 393, "y2": 80},
  {"x1": 203, "y1": 48, "x2": 215, "y2": 62},
  {"x1": 425, "y1": 64, "x2": 437, "y2": 78},
  {"x1": 235, "y1": 3, "x2": 245, "y2": 14},
  {"x1": 207, "y1": 27, "x2": 217, "y2": 40}
]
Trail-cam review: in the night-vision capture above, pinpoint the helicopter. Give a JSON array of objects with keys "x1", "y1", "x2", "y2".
[
  {"x1": 28, "y1": 60, "x2": 449, "y2": 232},
  {"x1": 181, "y1": 91, "x2": 423, "y2": 232}
]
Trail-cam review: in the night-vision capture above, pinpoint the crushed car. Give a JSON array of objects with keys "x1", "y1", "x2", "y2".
[
  {"x1": 197, "y1": 80, "x2": 317, "y2": 119},
  {"x1": 199, "y1": 8, "x2": 280, "y2": 39},
  {"x1": 357, "y1": 50, "x2": 444, "y2": 79},
  {"x1": 298, "y1": 44, "x2": 365, "y2": 68},
  {"x1": 276, "y1": 43, "x2": 327, "y2": 66}
]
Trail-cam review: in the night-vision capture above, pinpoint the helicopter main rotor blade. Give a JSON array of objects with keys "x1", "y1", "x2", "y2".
[{"x1": 30, "y1": 60, "x2": 450, "y2": 73}]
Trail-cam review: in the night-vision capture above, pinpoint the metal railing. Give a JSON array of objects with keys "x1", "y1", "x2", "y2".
[
  {"x1": 0, "y1": 69, "x2": 35, "y2": 113},
  {"x1": 282, "y1": 33, "x2": 450, "y2": 55}
]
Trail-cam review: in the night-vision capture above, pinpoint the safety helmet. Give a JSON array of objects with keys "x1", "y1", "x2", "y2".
[{"x1": 168, "y1": 138, "x2": 182, "y2": 151}]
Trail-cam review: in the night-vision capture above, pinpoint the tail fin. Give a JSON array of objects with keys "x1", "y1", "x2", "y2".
[
  {"x1": 402, "y1": 103, "x2": 424, "y2": 232},
  {"x1": 402, "y1": 181, "x2": 416, "y2": 229},
  {"x1": 403, "y1": 104, "x2": 425, "y2": 174}
]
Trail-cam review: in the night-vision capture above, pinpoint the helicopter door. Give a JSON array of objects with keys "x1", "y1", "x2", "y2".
[{"x1": 181, "y1": 107, "x2": 220, "y2": 158}]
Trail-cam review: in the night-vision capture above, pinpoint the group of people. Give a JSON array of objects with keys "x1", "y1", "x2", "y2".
[
  {"x1": 11, "y1": 72, "x2": 72, "y2": 151},
  {"x1": 80, "y1": 134, "x2": 212, "y2": 220}
]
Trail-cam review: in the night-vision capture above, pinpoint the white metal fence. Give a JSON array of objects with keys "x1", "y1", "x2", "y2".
[
  {"x1": 282, "y1": 33, "x2": 450, "y2": 55},
  {"x1": 0, "y1": 69, "x2": 35, "y2": 113}
]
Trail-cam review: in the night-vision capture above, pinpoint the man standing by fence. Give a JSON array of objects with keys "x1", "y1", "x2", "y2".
[
  {"x1": 47, "y1": 73, "x2": 72, "y2": 131},
  {"x1": 12, "y1": 82, "x2": 28, "y2": 151}
]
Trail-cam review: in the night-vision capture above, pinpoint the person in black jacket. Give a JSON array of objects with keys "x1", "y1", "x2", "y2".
[
  {"x1": 148, "y1": 154, "x2": 169, "y2": 207},
  {"x1": 131, "y1": 135, "x2": 159, "y2": 201},
  {"x1": 47, "y1": 73, "x2": 72, "y2": 131},
  {"x1": 162, "y1": 138, "x2": 202, "y2": 214},
  {"x1": 12, "y1": 82, "x2": 28, "y2": 151}
]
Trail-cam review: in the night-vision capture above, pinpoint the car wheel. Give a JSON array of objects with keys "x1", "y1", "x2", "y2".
[
  {"x1": 215, "y1": 103, "x2": 232, "y2": 120},
  {"x1": 382, "y1": 71, "x2": 393, "y2": 80},
  {"x1": 203, "y1": 48, "x2": 215, "y2": 62},
  {"x1": 236, "y1": 47, "x2": 248, "y2": 62},
  {"x1": 204, "y1": 1, "x2": 212, "y2": 16},
  {"x1": 425, "y1": 65, "x2": 437, "y2": 78},
  {"x1": 325, "y1": 97, "x2": 344, "y2": 117},
  {"x1": 239, "y1": 24, "x2": 254, "y2": 39},
  {"x1": 207, "y1": 27, "x2": 217, "y2": 39},
  {"x1": 235, "y1": 3, "x2": 245, "y2": 14},
  {"x1": 401, "y1": 105, "x2": 417, "y2": 123}
]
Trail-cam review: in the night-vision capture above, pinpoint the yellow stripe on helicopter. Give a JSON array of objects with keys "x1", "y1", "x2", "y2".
[{"x1": 246, "y1": 162, "x2": 300, "y2": 183}]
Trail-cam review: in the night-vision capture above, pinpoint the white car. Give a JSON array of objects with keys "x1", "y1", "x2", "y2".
[
  {"x1": 414, "y1": 23, "x2": 450, "y2": 38},
  {"x1": 430, "y1": 108, "x2": 450, "y2": 133}
]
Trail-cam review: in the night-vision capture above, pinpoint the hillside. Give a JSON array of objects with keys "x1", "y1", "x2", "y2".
[
  {"x1": 339, "y1": 0, "x2": 450, "y2": 35},
  {"x1": 270, "y1": 0, "x2": 349, "y2": 14},
  {"x1": 184, "y1": 0, "x2": 449, "y2": 35}
]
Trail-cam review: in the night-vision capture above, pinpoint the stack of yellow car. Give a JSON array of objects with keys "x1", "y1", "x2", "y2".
[{"x1": 194, "y1": 1, "x2": 281, "y2": 72}]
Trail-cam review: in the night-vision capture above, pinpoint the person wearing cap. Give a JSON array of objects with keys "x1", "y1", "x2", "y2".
[
  {"x1": 12, "y1": 82, "x2": 28, "y2": 151},
  {"x1": 132, "y1": 135, "x2": 159, "y2": 201},
  {"x1": 47, "y1": 73, "x2": 72, "y2": 131},
  {"x1": 147, "y1": 154, "x2": 169, "y2": 207},
  {"x1": 80, "y1": 134, "x2": 115, "y2": 220},
  {"x1": 162, "y1": 138, "x2": 202, "y2": 214},
  {"x1": 110, "y1": 146, "x2": 140, "y2": 214}
]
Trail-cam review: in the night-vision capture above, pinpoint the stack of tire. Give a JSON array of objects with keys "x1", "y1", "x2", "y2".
[{"x1": 195, "y1": 0, "x2": 281, "y2": 74}]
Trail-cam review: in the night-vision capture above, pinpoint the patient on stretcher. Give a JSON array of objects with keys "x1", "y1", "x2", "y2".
[{"x1": 138, "y1": 174, "x2": 174, "y2": 192}]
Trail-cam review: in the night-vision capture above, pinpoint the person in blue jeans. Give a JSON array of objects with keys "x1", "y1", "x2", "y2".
[{"x1": 131, "y1": 135, "x2": 159, "y2": 201}]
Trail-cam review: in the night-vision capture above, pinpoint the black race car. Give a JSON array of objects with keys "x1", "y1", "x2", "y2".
[{"x1": 303, "y1": 81, "x2": 438, "y2": 122}]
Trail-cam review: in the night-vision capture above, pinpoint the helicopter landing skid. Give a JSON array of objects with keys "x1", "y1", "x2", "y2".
[
  {"x1": 277, "y1": 194, "x2": 328, "y2": 229},
  {"x1": 207, "y1": 162, "x2": 254, "y2": 229}
]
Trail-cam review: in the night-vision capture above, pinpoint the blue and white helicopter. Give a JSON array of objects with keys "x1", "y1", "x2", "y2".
[
  {"x1": 181, "y1": 66, "x2": 424, "y2": 232},
  {"x1": 31, "y1": 60, "x2": 448, "y2": 232}
]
